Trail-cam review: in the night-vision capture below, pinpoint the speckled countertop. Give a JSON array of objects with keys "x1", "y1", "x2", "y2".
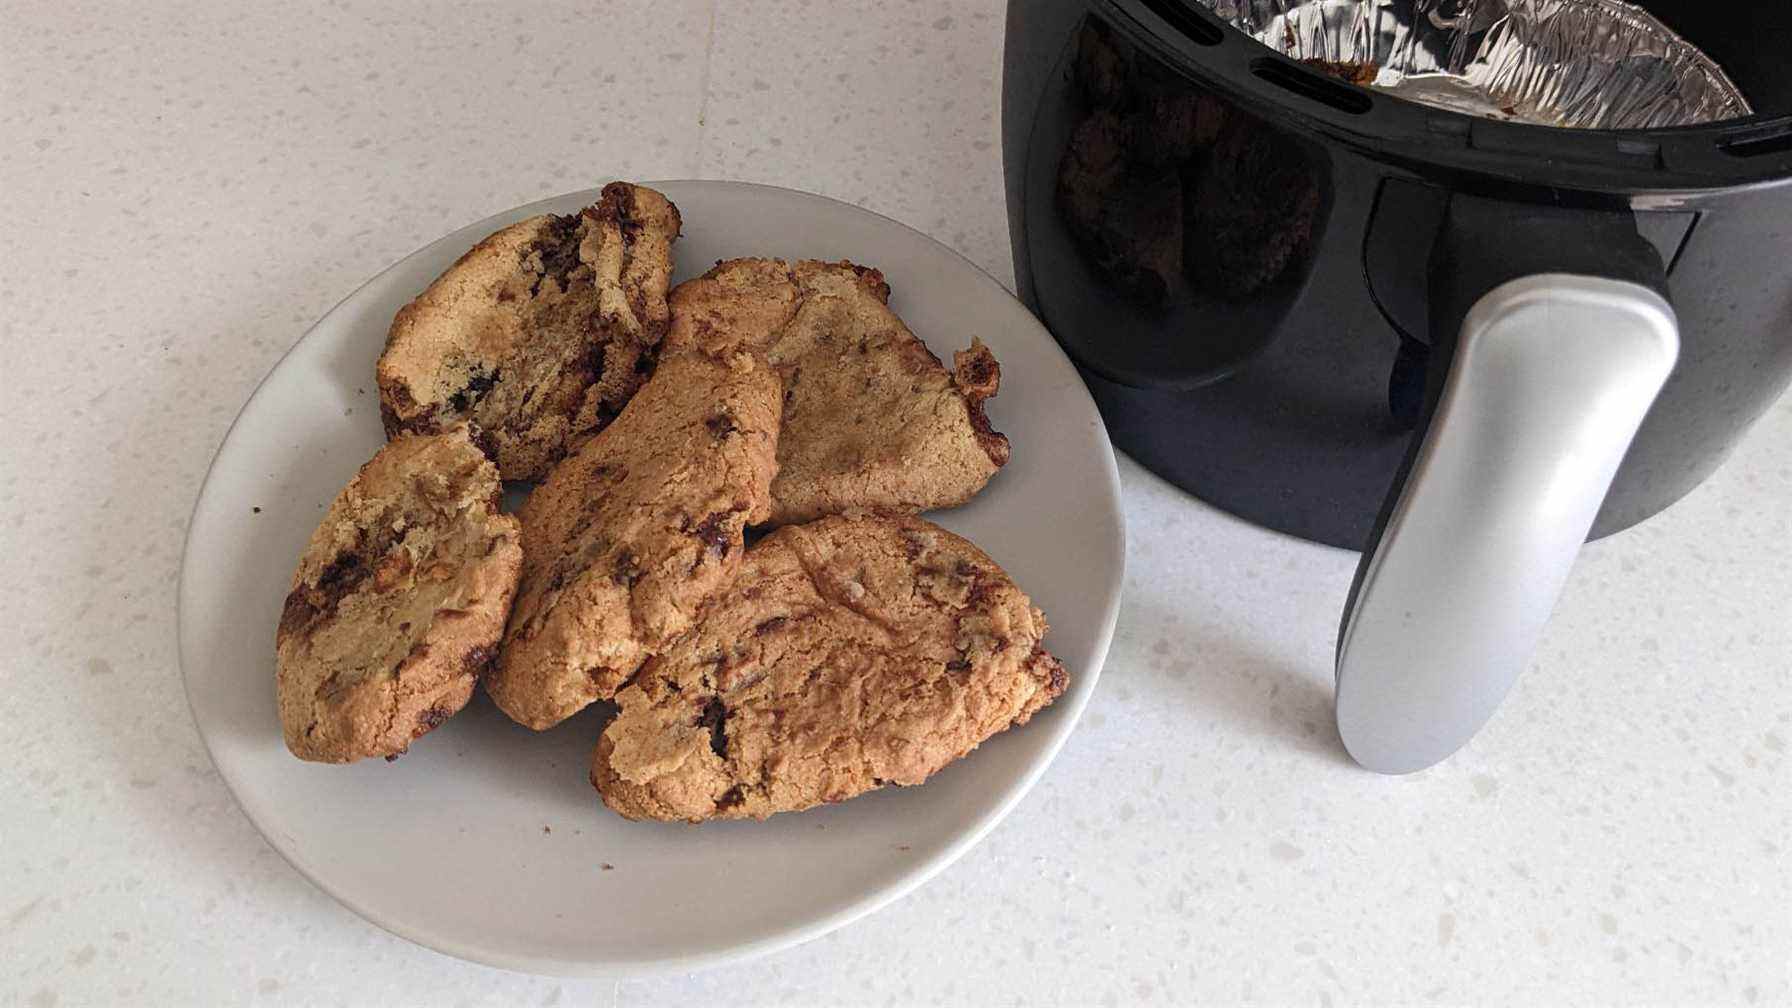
[{"x1": 3, "y1": 1, "x2": 1788, "y2": 1005}]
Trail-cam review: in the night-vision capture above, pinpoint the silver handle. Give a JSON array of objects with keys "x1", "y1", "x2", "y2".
[{"x1": 1335, "y1": 274, "x2": 1680, "y2": 773}]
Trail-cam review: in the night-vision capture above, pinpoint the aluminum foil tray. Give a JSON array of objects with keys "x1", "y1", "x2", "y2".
[{"x1": 1197, "y1": 0, "x2": 1751, "y2": 128}]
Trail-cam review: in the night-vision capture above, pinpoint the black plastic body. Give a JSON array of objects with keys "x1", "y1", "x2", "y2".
[{"x1": 1003, "y1": 0, "x2": 1792, "y2": 550}]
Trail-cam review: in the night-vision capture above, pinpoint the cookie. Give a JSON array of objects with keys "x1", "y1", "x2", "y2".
[
  {"x1": 276, "y1": 425, "x2": 522, "y2": 763},
  {"x1": 377, "y1": 182, "x2": 681, "y2": 481},
  {"x1": 591, "y1": 511, "x2": 1066, "y2": 822},
  {"x1": 665, "y1": 259, "x2": 1009, "y2": 525},
  {"x1": 485, "y1": 347, "x2": 782, "y2": 730}
]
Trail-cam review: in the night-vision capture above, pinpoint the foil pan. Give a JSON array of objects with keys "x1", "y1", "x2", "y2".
[{"x1": 1196, "y1": 0, "x2": 1752, "y2": 129}]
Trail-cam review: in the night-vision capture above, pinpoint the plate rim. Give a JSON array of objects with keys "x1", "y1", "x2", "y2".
[{"x1": 177, "y1": 179, "x2": 1125, "y2": 978}]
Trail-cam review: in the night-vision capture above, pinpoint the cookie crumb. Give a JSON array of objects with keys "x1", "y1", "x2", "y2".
[
  {"x1": 542, "y1": 825, "x2": 551, "y2": 834},
  {"x1": 252, "y1": 506, "x2": 262, "y2": 513},
  {"x1": 601, "y1": 863, "x2": 614, "y2": 871}
]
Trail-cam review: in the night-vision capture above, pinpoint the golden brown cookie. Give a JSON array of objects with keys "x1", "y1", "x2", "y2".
[
  {"x1": 377, "y1": 182, "x2": 681, "y2": 481},
  {"x1": 592, "y1": 511, "x2": 1066, "y2": 822},
  {"x1": 665, "y1": 258, "x2": 1009, "y2": 525},
  {"x1": 276, "y1": 425, "x2": 522, "y2": 763},
  {"x1": 485, "y1": 348, "x2": 782, "y2": 730}
]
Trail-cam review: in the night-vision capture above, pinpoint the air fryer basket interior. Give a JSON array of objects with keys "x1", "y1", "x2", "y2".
[
  {"x1": 1196, "y1": 0, "x2": 1779, "y2": 128},
  {"x1": 1193, "y1": 0, "x2": 1790, "y2": 127}
]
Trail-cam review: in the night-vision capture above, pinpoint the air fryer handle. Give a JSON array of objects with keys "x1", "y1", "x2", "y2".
[{"x1": 1334, "y1": 196, "x2": 1680, "y2": 773}]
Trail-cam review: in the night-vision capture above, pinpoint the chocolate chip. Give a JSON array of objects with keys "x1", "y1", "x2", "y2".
[
  {"x1": 279, "y1": 548, "x2": 371, "y2": 636},
  {"x1": 470, "y1": 424, "x2": 500, "y2": 462},
  {"x1": 696, "y1": 697, "x2": 728, "y2": 759},
  {"x1": 449, "y1": 367, "x2": 499, "y2": 414},
  {"x1": 634, "y1": 344, "x2": 658, "y2": 375},
  {"x1": 688, "y1": 511, "x2": 733, "y2": 559},
  {"x1": 594, "y1": 182, "x2": 643, "y2": 249},
  {"x1": 416, "y1": 706, "x2": 456, "y2": 733},
  {"x1": 754, "y1": 616, "x2": 789, "y2": 637},
  {"x1": 612, "y1": 552, "x2": 642, "y2": 586},
  {"x1": 317, "y1": 551, "x2": 365, "y2": 593},
  {"x1": 529, "y1": 213, "x2": 584, "y2": 296},
  {"x1": 716, "y1": 786, "x2": 744, "y2": 811},
  {"x1": 275, "y1": 584, "x2": 318, "y2": 631},
  {"x1": 704, "y1": 411, "x2": 738, "y2": 439}
]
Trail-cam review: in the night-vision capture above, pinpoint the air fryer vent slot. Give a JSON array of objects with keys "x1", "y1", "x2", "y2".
[
  {"x1": 1720, "y1": 126, "x2": 1792, "y2": 159},
  {"x1": 1136, "y1": 0, "x2": 1224, "y2": 46},
  {"x1": 1250, "y1": 58, "x2": 1373, "y2": 115}
]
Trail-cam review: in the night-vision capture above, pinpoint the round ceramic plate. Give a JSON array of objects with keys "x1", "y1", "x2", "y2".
[{"x1": 179, "y1": 181, "x2": 1124, "y2": 977}]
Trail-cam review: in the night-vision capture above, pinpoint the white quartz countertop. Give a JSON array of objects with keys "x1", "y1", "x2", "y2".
[{"x1": 3, "y1": 1, "x2": 1787, "y2": 1004}]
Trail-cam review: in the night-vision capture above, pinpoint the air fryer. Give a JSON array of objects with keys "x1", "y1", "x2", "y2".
[{"x1": 1002, "y1": 0, "x2": 1792, "y2": 770}]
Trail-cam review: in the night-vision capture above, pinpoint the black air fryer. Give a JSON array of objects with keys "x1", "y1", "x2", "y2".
[{"x1": 1002, "y1": 0, "x2": 1792, "y2": 770}]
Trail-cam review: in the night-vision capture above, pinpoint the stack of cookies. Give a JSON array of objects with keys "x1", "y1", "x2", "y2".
[{"x1": 274, "y1": 182, "x2": 1066, "y2": 823}]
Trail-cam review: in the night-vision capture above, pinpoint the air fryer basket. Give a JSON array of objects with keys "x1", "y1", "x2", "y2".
[{"x1": 1198, "y1": 0, "x2": 1751, "y2": 128}]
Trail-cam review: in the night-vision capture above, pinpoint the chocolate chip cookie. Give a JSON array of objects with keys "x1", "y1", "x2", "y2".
[
  {"x1": 664, "y1": 258, "x2": 1009, "y2": 525},
  {"x1": 377, "y1": 182, "x2": 681, "y2": 481},
  {"x1": 485, "y1": 347, "x2": 782, "y2": 730},
  {"x1": 591, "y1": 511, "x2": 1066, "y2": 822},
  {"x1": 276, "y1": 425, "x2": 522, "y2": 763}
]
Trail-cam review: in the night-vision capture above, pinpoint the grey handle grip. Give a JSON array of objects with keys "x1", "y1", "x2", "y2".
[{"x1": 1335, "y1": 274, "x2": 1680, "y2": 774}]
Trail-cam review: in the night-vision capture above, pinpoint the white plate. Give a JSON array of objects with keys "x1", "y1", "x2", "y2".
[{"x1": 179, "y1": 181, "x2": 1124, "y2": 977}]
